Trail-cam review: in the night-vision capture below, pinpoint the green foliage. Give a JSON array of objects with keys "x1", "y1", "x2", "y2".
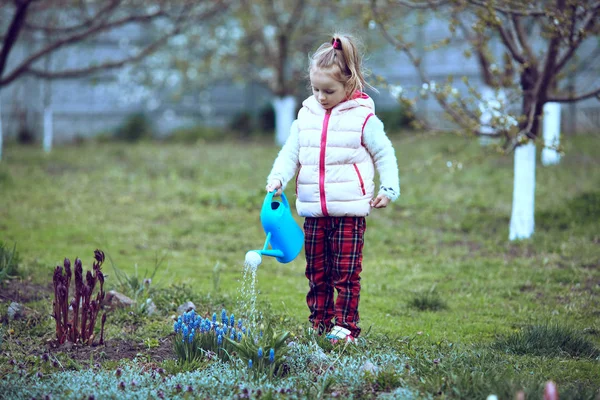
[
  {"x1": 0, "y1": 241, "x2": 20, "y2": 280},
  {"x1": 167, "y1": 125, "x2": 226, "y2": 143},
  {"x1": 173, "y1": 308, "x2": 248, "y2": 365},
  {"x1": 107, "y1": 253, "x2": 165, "y2": 305},
  {"x1": 537, "y1": 190, "x2": 600, "y2": 230},
  {"x1": 408, "y1": 286, "x2": 448, "y2": 311},
  {"x1": 492, "y1": 324, "x2": 600, "y2": 358},
  {"x1": 229, "y1": 111, "x2": 253, "y2": 136},
  {"x1": 228, "y1": 322, "x2": 291, "y2": 379},
  {"x1": 257, "y1": 103, "x2": 275, "y2": 132},
  {"x1": 378, "y1": 102, "x2": 416, "y2": 134},
  {"x1": 115, "y1": 112, "x2": 153, "y2": 142}
]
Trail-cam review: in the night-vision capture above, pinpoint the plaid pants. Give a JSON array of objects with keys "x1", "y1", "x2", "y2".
[{"x1": 304, "y1": 216, "x2": 366, "y2": 337}]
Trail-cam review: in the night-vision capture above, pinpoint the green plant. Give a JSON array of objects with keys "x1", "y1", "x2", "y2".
[
  {"x1": 173, "y1": 308, "x2": 247, "y2": 365},
  {"x1": 409, "y1": 286, "x2": 448, "y2": 311},
  {"x1": 167, "y1": 125, "x2": 226, "y2": 143},
  {"x1": 377, "y1": 101, "x2": 416, "y2": 134},
  {"x1": 52, "y1": 250, "x2": 107, "y2": 345},
  {"x1": 228, "y1": 321, "x2": 290, "y2": 379},
  {"x1": 0, "y1": 241, "x2": 20, "y2": 281},
  {"x1": 492, "y1": 324, "x2": 600, "y2": 358},
  {"x1": 115, "y1": 112, "x2": 152, "y2": 142},
  {"x1": 108, "y1": 252, "x2": 165, "y2": 304},
  {"x1": 228, "y1": 112, "x2": 253, "y2": 136}
]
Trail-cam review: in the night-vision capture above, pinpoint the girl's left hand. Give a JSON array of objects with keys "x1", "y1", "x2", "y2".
[{"x1": 370, "y1": 194, "x2": 390, "y2": 209}]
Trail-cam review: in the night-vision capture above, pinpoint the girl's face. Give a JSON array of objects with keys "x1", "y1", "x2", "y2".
[{"x1": 310, "y1": 68, "x2": 347, "y2": 110}]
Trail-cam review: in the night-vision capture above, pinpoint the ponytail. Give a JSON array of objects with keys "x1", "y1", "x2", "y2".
[{"x1": 309, "y1": 33, "x2": 374, "y2": 97}]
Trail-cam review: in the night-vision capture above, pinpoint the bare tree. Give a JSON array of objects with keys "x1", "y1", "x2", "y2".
[
  {"x1": 0, "y1": 0, "x2": 229, "y2": 158},
  {"x1": 370, "y1": 0, "x2": 600, "y2": 240}
]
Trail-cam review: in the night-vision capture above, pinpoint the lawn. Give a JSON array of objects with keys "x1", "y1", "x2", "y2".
[{"x1": 0, "y1": 132, "x2": 599, "y2": 399}]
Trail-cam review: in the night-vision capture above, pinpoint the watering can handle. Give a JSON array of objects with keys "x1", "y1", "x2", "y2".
[{"x1": 265, "y1": 190, "x2": 290, "y2": 209}]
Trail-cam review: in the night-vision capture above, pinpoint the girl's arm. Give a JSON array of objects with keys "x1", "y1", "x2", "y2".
[
  {"x1": 363, "y1": 116, "x2": 400, "y2": 201},
  {"x1": 266, "y1": 120, "x2": 300, "y2": 190}
]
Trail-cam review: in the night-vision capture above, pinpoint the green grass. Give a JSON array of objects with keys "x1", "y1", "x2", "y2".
[{"x1": 1, "y1": 132, "x2": 599, "y2": 398}]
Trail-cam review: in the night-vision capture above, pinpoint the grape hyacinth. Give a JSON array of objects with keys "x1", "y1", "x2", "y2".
[{"x1": 173, "y1": 308, "x2": 247, "y2": 364}]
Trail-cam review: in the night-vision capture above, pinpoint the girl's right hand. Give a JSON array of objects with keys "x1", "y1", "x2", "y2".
[{"x1": 266, "y1": 180, "x2": 282, "y2": 196}]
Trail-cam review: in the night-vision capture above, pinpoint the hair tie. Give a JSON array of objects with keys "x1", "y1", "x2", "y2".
[{"x1": 331, "y1": 38, "x2": 342, "y2": 50}]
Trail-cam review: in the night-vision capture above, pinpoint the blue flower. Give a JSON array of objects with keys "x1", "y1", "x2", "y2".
[
  {"x1": 237, "y1": 320, "x2": 242, "y2": 329},
  {"x1": 237, "y1": 332, "x2": 242, "y2": 342},
  {"x1": 221, "y1": 309, "x2": 227, "y2": 325},
  {"x1": 258, "y1": 347, "x2": 263, "y2": 359},
  {"x1": 217, "y1": 335, "x2": 223, "y2": 345},
  {"x1": 173, "y1": 322, "x2": 179, "y2": 333},
  {"x1": 242, "y1": 327, "x2": 247, "y2": 334},
  {"x1": 248, "y1": 359, "x2": 253, "y2": 368},
  {"x1": 229, "y1": 314, "x2": 235, "y2": 327},
  {"x1": 269, "y1": 348, "x2": 275, "y2": 363},
  {"x1": 230, "y1": 332, "x2": 235, "y2": 341},
  {"x1": 183, "y1": 326, "x2": 189, "y2": 338},
  {"x1": 212, "y1": 313, "x2": 217, "y2": 323}
]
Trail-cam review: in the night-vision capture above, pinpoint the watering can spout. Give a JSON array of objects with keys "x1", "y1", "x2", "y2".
[{"x1": 246, "y1": 191, "x2": 304, "y2": 266}]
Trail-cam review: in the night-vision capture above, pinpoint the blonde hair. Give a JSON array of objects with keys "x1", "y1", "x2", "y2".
[{"x1": 309, "y1": 33, "x2": 374, "y2": 97}]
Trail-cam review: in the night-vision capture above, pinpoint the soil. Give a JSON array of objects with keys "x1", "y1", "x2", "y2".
[{"x1": 1, "y1": 278, "x2": 176, "y2": 363}]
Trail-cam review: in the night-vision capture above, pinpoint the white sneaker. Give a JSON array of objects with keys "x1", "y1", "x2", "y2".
[{"x1": 326, "y1": 326, "x2": 354, "y2": 343}]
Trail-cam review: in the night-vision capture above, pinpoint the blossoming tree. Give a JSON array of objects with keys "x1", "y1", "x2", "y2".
[{"x1": 370, "y1": 0, "x2": 600, "y2": 240}]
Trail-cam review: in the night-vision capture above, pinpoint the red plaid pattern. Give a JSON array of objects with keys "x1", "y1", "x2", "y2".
[{"x1": 304, "y1": 216, "x2": 366, "y2": 337}]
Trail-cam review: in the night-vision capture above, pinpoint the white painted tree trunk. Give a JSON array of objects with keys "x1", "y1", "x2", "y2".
[
  {"x1": 43, "y1": 106, "x2": 53, "y2": 153},
  {"x1": 509, "y1": 141, "x2": 536, "y2": 240},
  {"x1": 541, "y1": 102, "x2": 561, "y2": 166},
  {"x1": 478, "y1": 86, "x2": 505, "y2": 146},
  {"x1": 272, "y1": 95, "x2": 296, "y2": 146},
  {"x1": 0, "y1": 97, "x2": 3, "y2": 162}
]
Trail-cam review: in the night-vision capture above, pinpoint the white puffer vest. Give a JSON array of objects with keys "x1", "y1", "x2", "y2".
[{"x1": 296, "y1": 93, "x2": 375, "y2": 217}]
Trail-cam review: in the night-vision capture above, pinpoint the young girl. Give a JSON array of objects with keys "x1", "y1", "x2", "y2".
[{"x1": 265, "y1": 34, "x2": 400, "y2": 342}]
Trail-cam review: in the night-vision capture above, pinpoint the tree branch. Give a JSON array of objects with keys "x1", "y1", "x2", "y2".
[
  {"x1": 495, "y1": 20, "x2": 527, "y2": 64},
  {"x1": 534, "y1": 0, "x2": 565, "y2": 101},
  {"x1": 389, "y1": 0, "x2": 449, "y2": 9},
  {"x1": 547, "y1": 85, "x2": 600, "y2": 102},
  {"x1": 553, "y1": 8, "x2": 599, "y2": 73},
  {"x1": 22, "y1": 0, "x2": 121, "y2": 34},
  {"x1": 0, "y1": 0, "x2": 32, "y2": 78},
  {"x1": 466, "y1": 0, "x2": 547, "y2": 16}
]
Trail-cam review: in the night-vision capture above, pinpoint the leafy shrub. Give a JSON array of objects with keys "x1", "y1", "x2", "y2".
[
  {"x1": 115, "y1": 112, "x2": 153, "y2": 142},
  {"x1": 0, "y1": 242, "x2": 20, "y2": 280},
  {"x1": 228, "y1": 112, "x2": 253, "y2": 136},
  {"x1": 378, "y1": 102, "x2": 416, "y2": 134},
  {"x1": 492, "y1": 324, "x2": 600, "y2": 358},
  {"x1": 257, "y1": 103, "x2": 275, "y2": 132},
  {"x1": 52, "y1": 250, "x2": 107, "y2": 345}
]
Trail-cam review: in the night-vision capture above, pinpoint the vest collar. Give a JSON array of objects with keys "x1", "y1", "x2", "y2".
[{"x1": 302, "y1": 92, "x2": 375, "y2": 116}]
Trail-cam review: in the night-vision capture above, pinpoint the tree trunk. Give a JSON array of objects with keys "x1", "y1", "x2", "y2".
[
  {"x1": 272, "y1": 96, "x2": 296, "y2": 146},
  {"x1": 0, "y1": 95, "x2": 3, "y2": 161},
  {"x1": 541, "y1": 102, "x2": 561, "y2": 165},
  {"x1": 43, "y1": 106, "x2": 53, "y2": 153},
  {"x1": 509, "y1": 141, "x2": 536, "y2": 240}
]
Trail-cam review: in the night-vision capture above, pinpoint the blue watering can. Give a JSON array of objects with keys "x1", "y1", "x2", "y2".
[{"x1": 245, "y1": 191, "x2": 304, "y2": 268}]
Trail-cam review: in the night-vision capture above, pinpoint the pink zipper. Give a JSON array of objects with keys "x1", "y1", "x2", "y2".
[
  {"x1": 319, "y1": 110, "x2": 331, "y2": 216},
  {"x1": 353, "y1": 164, "x2": 366, "y2": 195}
]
